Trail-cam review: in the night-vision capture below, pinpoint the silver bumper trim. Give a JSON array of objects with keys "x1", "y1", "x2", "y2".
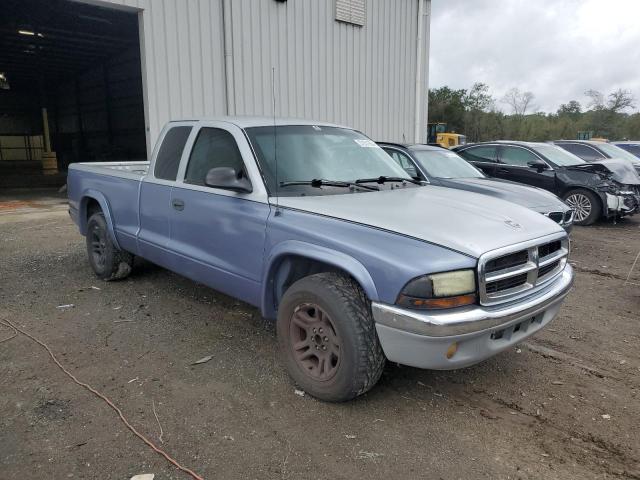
[{"x1": 372, "y1": 264, "x2": 574, "y2": 337}]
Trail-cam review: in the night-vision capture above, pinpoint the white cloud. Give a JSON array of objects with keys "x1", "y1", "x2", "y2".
[{"x1": 429, "y1": 0, "x2": 640, "y2": 112}]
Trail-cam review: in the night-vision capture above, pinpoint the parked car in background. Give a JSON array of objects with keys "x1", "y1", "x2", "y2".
[
  {"x1": 378, "y1": 142, "x2": 573, "y2": 232},
  {"x1": 454, "y1": 141, "x2": 640, "y2": 225},
  {"x1": 67, "y1": 117, "x2": 574, "y2": 402},
  {"x1": 612, "y1": 141, "x2": 640, "y2": 161},
  {"x1": 553, "y1": 140, "x2": 640, "y2": 176}
]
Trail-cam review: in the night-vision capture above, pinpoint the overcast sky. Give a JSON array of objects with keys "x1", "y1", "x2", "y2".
[{"x1": 429, "y1": 0, "x2": 640, "y2": 113}]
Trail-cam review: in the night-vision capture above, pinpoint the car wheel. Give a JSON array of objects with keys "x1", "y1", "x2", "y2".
[
  {"x1": 563, "y1": 189, "x2": 600, "y2": 226},
  {"x1": 86, "y1": 212, "x2": 133, "y2": 280},
  {"x1": 277, "y1": 272, "x2": 385, "y2": 402}
]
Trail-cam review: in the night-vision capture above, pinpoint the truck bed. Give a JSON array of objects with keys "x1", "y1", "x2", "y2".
[{"x1": 70, "y1": 161, "x2": 150, "y2": 180}]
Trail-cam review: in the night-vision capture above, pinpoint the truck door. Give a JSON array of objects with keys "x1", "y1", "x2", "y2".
[
  {"x1": 138, "y1": 124, "x2": 193, "y2": 268},
  {"x1": 168, "y1": 122, "x2": 270, "y2": 307}
]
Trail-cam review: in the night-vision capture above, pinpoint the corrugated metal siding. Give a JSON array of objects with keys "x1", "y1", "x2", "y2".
[{"x1": 90, "y1": 0, "x2": 429, "y2": 150}]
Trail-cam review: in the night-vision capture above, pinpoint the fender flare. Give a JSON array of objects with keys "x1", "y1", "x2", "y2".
[
  {"x1": 261, "y1": 240, "x2": 379, "y2": 319},
  {"x1": 79, "y1": 189, "x2": 122, "y2": 250}
]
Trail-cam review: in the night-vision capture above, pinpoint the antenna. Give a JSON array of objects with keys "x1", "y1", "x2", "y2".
[{"x1": 272, "y1": 66, "x2": 280, "y2": 215}]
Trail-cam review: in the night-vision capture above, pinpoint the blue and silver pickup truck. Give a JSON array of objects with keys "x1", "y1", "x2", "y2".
[{"x1": 68, "y1": 117, "x2": 574, "y2": 402}]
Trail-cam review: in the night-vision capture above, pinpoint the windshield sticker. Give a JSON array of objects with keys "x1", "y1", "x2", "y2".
[
  {"x1": 445, "y1": 152, "x2": 458, "y2": 158},
  {"x1": 354, "y1": 139, "x2": 378, "y2": 148}
]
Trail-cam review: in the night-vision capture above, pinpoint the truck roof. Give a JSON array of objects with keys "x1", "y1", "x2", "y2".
[{"x1": 167, "y1": 116, "x2": 348, "y2": 129}]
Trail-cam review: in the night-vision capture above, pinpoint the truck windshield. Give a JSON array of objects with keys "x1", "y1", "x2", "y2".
[
  {"x1": 534, "y1": 144, "x2": 585, "y2": 166},
  {"x1": 412, "y1": 149, "x2": 484, "y2": 178},
  {"x1": 245, "y1": 125, "x2": 411, "y2": 195}
]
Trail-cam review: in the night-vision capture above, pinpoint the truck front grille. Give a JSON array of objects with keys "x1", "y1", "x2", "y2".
[{"x1": 478, "y1": 233, "x2": 569, "y2": 306}]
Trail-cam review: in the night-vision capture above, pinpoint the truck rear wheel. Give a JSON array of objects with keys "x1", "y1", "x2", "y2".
[
  {"x1": 277, "y1": 272, "x2": 385, "y2": 402},
  {"x1": 86, "y1": 212, "x2": 133, "y2": 281}
]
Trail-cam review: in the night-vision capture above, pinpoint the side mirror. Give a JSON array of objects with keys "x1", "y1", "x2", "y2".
[
  {"x1": 527, "y1": 159, "x2": 548, "y2": 172},
  {"x1": 204, "y1": 167, "x2": 253, "y2": 193}
]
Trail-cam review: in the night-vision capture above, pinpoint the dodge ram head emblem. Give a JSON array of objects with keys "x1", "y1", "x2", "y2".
[{"x1": 504, "y1": 219, "x2": 522, "y2": 229}]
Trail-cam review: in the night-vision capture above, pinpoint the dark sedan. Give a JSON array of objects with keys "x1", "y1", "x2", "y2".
[
  {"x1": 454, "y1": 141, "x2": 640, "y2": 225},
  {"x1": 378, "y1": 142, "x2": 573, "y2": 231},
  {"x1": 553, "y1": 140, "x2": 640, "y2": 176}
]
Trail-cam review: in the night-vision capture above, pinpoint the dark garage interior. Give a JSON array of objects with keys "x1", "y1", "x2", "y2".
[{"x1": 0, "y1": 0, "x2": 146, "y2": 188}]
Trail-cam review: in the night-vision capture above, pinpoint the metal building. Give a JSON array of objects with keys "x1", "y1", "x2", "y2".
[{"x1": 0, "y1": 0, "x2": 430, "y2": 187}]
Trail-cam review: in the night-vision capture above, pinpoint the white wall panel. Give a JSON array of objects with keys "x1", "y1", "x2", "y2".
[{"x1": 86, "y1": 0, "x2": 430, "y2": 152}]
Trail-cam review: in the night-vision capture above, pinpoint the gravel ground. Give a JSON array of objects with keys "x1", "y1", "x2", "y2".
[{"x1": 1, "y1": 189, "x2": 639, "y2": 480}]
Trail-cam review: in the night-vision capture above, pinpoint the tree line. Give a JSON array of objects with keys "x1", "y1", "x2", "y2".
[{"x1": 427, "y1": 83, "x2": 640, "y2": 142}]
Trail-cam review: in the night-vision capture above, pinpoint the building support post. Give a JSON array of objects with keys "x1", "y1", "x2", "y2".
[
  {"x1": 222, "y1": 0, "x2": 235, "y2": 116},
  {"x1": 414, "y1": 0, "x2": 427, "y2": 143}
]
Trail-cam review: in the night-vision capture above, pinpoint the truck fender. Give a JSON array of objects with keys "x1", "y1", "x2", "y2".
[
  {"x1": 261, "y1": 240, "x2": 379, "y2": 319},
  {"x1": 79, "y1": 189, "x2": 122, "y2": 250}
]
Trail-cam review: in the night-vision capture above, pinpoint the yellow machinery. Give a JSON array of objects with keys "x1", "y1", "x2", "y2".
[{"x1": 427, "y1": 123, "x2": 466, "y2": 148}]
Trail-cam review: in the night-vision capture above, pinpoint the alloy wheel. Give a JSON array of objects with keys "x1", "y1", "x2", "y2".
[
  {"x1": 289, "y1": 303, "x2": 342, "y2": 381},
  {"x1": 565, "y1": 193, "x2": 591, "y2": 222}
]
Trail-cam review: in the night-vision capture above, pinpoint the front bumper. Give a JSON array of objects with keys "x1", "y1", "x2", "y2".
[
  {"x1": 604, "y1": 192, "x2": 640, "y2": 217},
  {"x1": 371, "y1": 265, "x2": 574, "y2": 370}
]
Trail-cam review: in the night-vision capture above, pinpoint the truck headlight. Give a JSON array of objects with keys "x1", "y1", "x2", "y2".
[{"x1": 396, "y1": 270, "x2": 477, "y2": 309}]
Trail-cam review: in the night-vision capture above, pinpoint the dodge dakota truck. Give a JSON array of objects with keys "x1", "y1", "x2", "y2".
[{"x1": 68, "y1": 117, "x2": 574, "y2": 402}]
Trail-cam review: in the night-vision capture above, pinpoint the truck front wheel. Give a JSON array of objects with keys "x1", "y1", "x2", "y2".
[
  {"x1": 277, "y1": 272, "x2": 385, "y2": 402},
  {"x1": 86, "y1": 212, "x2": 133, "y2": 281}
]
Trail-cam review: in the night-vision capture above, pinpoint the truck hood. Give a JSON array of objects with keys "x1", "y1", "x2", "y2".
[
  {"x1": 567, "y1": 158, "x2": 640, "y2": 185},
  {"x1": 436, "y1": 177, "x2": 565, "y2": 211},
  {"x1": 277, "y1": 186, "x2": 564, "y2": 258}
]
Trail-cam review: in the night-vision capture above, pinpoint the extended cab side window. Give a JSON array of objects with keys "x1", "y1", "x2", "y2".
[
  {"x1": 500, "y1": 147, "x2": 540, "y2": 167},
  {"x1": 459, "y1": 146, "x2": 497, "y2": 163},
  {"x1": 559, "y1": 143, "x2": 605, "y2": 161},
  {"x1": 185, "y1": 128, "x2": 245, "y2": 186},
  {"x1": 154, "y1": 126, "x2": 192, "y2": 181}
]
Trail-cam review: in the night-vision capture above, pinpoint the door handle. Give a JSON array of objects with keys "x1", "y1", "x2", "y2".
[
  {"x1": 172, "y1": 199, "x2": 185, "y2": 211},
  {"x1": 497, "y1": 168, "x2": 510, "y2": 174}
]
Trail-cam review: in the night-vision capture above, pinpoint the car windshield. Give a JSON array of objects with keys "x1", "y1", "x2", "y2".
[
  {"x1": 535, "y1": 144, "x2": 585, "y2": 166},
  {"x1": 597, "y1": 143, "x2": 640, "y2": 165},
  {"x1": 412, "y1": 149, "x2": 484, "y2": 178},
  {"x1": 245, "y1": 125, "x2": 411, "y2": 195}
]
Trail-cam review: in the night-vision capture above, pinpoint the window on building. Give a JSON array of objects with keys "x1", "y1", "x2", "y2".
[
  {"x1": 336, "y1": 0, "x2": 366, "y2": 26},
  {"x1": 154, "y1": 126, "x2": 192, "y2": 181},
  {"x1": 184, "y1": 128, "x2": 245, "y2": 186}
]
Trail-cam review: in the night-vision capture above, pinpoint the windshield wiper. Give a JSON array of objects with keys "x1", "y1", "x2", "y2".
[
  {"x1": 279, "y1": 179, "x2": 379, "y2": 191},
  {"x1": 354, "y1": 176, "x2": 422, "y2": 185}
]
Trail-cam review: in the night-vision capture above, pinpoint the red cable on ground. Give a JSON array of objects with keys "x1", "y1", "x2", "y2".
[{"x1": 0, "y1": 318, "x2": 205, "y2": 480}]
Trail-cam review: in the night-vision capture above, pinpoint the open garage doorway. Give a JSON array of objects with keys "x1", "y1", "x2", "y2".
[{"x1": 0, "y1": 0, "x2": 146, "y2": 188}]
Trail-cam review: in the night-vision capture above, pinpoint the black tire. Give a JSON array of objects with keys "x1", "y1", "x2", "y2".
[
  {"x1": 562, "y1": 189, "x2": 601, "y2": 226},
  {"x1": 86, "y1": 212, "x2": 133, "y2": 281},
  {"x1": 277, "y1": 272, "x2": 385, "y2": 402}
]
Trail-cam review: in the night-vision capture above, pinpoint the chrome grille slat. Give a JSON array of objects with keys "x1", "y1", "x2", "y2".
[{"x1": 478, "y1": 233, "x2": 569, "y2": 306}]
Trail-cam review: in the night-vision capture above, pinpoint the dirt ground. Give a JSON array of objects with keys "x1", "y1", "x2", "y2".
[{"x1": 1, "y1": 188, "x2": 639, "y2": 480}]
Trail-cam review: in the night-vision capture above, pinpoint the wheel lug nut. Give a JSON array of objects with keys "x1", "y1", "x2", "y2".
[
  {"x1": 313, "y1": 328, "x2": 317, "y2": 333},
  {"x1": 323, "y1": 336, "x2": 328, "y2": 342},
  {"x1": 319, "y1": 328, "x2": 323, "y2": 333},
  {"x1": 322, "y1": 345, "x2": 327, "y2": 350}
]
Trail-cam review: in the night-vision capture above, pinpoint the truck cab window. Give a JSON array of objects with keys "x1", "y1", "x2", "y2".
[
  {"x1": 185, "y1": 128, "x2": 245, "y2": 186},
  {"x1": 154, "y1": 126, "x2": 192, "y2": 181}
]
